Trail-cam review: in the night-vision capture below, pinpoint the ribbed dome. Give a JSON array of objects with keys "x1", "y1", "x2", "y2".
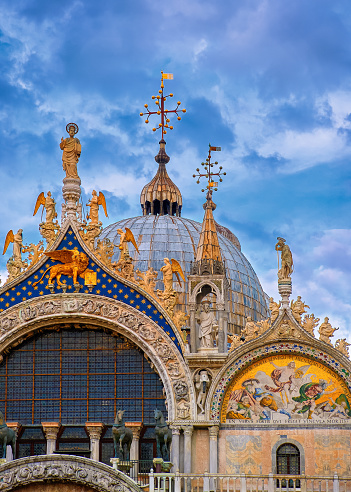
[{"x1": 100, "y1": 215, "x2": 269, "y2": 333}]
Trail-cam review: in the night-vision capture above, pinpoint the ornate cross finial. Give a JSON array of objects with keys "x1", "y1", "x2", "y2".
[
  {"x1": 193, "y1": 144, "x2": 226, "y2": 194},
  {"x1": 140, "y1": 71, "x2": 186, "y2": 139}
]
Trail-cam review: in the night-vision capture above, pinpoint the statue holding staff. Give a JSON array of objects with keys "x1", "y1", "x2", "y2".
[{"x1": 275, "y1": 237, "x2": 293, "y2": 279}]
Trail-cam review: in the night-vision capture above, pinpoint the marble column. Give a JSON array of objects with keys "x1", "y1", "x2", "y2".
[
  {"x1": 126, "y1": 422, "x2": 143, "y2": 461},
  {"x1": 6, "y1": 422, "x2": 21, "y2": 461},
  {"x1": 85, "y1": 422, "x2": 104, "y2": 461},
  {"x1": 42, "y1": 422, "x2": 61, "y2": 455},
  {"x1": 209, "y1": 425, "x2": 219, "y2": 474},
  {"x1": 182, "y1": 426, "x2": 193, "y2": 474},
  {"x1": 170, "y1": 426, "x2": 181, "y2": 471}
]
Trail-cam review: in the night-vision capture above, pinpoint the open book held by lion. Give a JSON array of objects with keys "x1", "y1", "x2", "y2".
[{"x1": 33, "y1": 250, "x2": 92, "y2": 287}]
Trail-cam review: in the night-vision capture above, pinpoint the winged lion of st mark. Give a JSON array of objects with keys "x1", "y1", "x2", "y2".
[{"x1": 33, "y1": 249, "x2": 93, "y2": 287}]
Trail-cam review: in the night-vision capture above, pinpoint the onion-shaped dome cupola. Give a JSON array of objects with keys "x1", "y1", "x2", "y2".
[{"x1": 140, "y1": 140, "x2": 182, "y2": 217}]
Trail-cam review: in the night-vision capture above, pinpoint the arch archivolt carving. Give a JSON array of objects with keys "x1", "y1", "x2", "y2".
[
  {"x1": 0, "y1": 294, "x2": 195, "y2": 421},
  {"x1": 0, "y1": 454, "x2": 141, "y2": 492}
]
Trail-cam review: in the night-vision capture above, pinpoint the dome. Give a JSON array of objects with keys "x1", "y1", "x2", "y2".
[{"x1": 100, "y1": 215, "x2": 269, "y2": 333}]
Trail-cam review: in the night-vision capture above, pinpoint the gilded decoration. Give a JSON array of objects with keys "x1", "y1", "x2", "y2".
[
  {"x1": 33, "y1": 191, "x2": 61, "y2": 248},
  {"x1": 220, "y1": 354, "x2": 351, "y2": 423},
  {"x1": 210, "y1": 342, "x2": 351, "y2": 420},
  {"x1": 2, "y1": 229, "x2": 27, "y2": 284},
  {"x1": 60, "y1": 122, "x2": 81, "y2": 179},
  {"x1": 32, "y1": 250, "x2": 93, "y2": 289},
  {"x1": 22, "y1": 241, "x2": 44, "y2": 269}
]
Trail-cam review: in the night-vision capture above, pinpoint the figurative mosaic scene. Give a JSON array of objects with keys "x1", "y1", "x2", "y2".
[{"x1": 222, "y1": 355, "x2": 351, "y2": 422}]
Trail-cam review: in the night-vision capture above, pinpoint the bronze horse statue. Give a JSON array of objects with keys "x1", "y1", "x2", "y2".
[
  {"x1": 112, "y1": 410, "x2": 133, "y2": 461},
  {"x1": 0, "y1": 412, "x2": 15, "y2": 459},
  {"x1": 154, "y1": 409, "x2": 172, "y2": 461}
]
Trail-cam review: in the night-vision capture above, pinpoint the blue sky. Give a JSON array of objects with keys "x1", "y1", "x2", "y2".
[{"x1": 0, "y1": 0, "x2": 350, "y2": 339}]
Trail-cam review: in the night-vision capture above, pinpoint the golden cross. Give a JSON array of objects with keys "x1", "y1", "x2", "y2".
[
  {"x1": 193, "y1": 144, "x2": 226, "y2": 193},
  {"x1": 140, "y1": 71, "x2": 186, "y2": 140}
]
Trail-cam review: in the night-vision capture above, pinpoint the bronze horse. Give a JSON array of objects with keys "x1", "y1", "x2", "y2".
[
  {"x1": 0, "y1": 412, "x2": 15, "y2": 459},
  {"x1": 112, "y1": 410, "x2": 133, "y2": 461},
  {"x1": 154, "y1": 409, "x2": 172, "y2": 461}
]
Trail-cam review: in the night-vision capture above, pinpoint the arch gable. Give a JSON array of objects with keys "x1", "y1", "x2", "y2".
[
  {"x1": 0, "y1": 454, "x2": 141, "y2": 492},
  {"x1": 0, "y1": 222, "x2": 184, "y2": 355},
  {"x1": 209, "y1": 342, "x2": 351, "y2": 421},
  {"x1": 0, "y1": 294, "x2": 194, "y2": 421}
]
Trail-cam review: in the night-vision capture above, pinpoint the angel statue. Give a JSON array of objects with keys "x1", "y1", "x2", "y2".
[
  {"x1": 60, "y1": 123, "x2": 81, "y2": 179},
  {"x1": 86, "y1": 190, "x2": 108, "y2": 225},
  {"x1": 3, "y1": 229, "x2": 24, "y2": 263},
  {"x1": 2, "y1": 229, "x2": 26, "y2": 282},
  {"x1": 33, "y1": 191, "x2": 57, "y2": 224},
  {"x1": 275, "y1": 237, "x2": 293, "y2": 279},
  {"x1": 117, "y1": 228, "x2": 139, "y2": 259},
  {"x1": 161, "y1": 258, "x2": 185, "y2": 292}
]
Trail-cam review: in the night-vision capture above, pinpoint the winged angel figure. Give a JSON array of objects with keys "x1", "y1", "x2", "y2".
[
  {"x1": 2, "y1": 230, "x2": 23, "y2": 262},
  {"x1": 33, "y1": 250, "x2": 92, "y2": 287},
  {"x1": 87, "y1": 190, "x2": 108, "y2": 225},
  {"x1": 161, "y1": 258, "x2": 185, "y2": 292},
  {"x1": 33, "y1": 192, "x2": 57, "y2": 224},
  {"x1": 117, "y1": 228, "x2": 139, "y2": 258}
]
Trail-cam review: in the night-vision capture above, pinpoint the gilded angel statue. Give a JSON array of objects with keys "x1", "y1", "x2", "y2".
[
  {"x1": 161, "y1": 258, "x2": 185, "y2": 292},
  {"x1": 117, "y1": 228, "x2": 139, "y2": 259},
  {"x1": 33, "y1": 191, "x2": 57, "y2": 224},
  {"x1": 3, "y1": 229, "x2": 23, "y2": 262},
  {"x1": 86, "y1": 190, "x2": 108, "y2": 225}
]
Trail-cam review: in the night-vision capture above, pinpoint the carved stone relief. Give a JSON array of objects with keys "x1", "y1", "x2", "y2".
[{"x1": 0, "y1": 294, "x2": 192, "y2": 419}]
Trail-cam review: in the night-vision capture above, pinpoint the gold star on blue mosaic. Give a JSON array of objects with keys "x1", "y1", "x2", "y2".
[{"x1": 0, "y1": 224, "x2": 183, "y2": 354}]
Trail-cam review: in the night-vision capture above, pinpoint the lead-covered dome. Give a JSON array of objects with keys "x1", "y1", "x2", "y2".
[{"x1": 100, "y1": 215, "x2": 269, "y2": 333}]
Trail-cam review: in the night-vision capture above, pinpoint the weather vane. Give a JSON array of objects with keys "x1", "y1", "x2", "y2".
[
  {"x1": 140, "y1": 71, "x2": 186, "y2": 139},
  {"x1": 193, "y1": 144, "x2": 226, "y2": 193}
]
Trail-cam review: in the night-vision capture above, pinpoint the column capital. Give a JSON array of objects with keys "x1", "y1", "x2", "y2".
[
  {"x1": 182, "y1": 425, "x2": 194, "y2": 437},
  {"x1": 170, "y1": 425, "x2": 181, "y2": 435},
  {"x1": 85, "y1": 422, "x2": 105, "y2": 440},
  {"x1": 126, "y1": 422, "x2": 143, "y2": 440},
  {"x1": 208, "y1": 425, "x2": 219, "y2": 440},
  {"x1": 41, "y1": 422, "x2": 61, "y2": 440},
  {"x1": 6, "y1": 422, "x2": 22, "y2": 438}
]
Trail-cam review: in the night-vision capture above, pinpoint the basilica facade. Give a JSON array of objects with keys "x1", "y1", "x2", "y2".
[{"x1": 0, "y1": 97, "x2": 350, "y2": 490}]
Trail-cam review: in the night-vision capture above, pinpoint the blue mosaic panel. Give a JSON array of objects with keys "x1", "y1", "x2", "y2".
[{"x1": 0, "y1": 226, "x2": 182, "y2": 353}]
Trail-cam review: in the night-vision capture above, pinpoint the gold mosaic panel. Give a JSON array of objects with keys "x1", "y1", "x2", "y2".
[{"x1": 221, "y1": 354, "x2": 351, "y2": 423}]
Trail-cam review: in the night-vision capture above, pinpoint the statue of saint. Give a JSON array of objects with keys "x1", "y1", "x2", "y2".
[
  {"x1": 275, "y1": 237, "x2": 293, "y2": 279},
  {"x1": 291, "y1": 296, "x2": 310, "y2": 323},
  {"x1": 197, "y1": 302, "x2": 218, "y2": 348},
  {"x1": 60, "y1": 123, "x2": 81, "y2": 179},
  {"x1": 241, "y1": 316, "x2": 258, "y2": 341},
  {"x1": 319, "y1": 317, "x2": 338, "y2": 345},
  {"x1": 195, "y1": 370, "x2": 210, "y2": 414}
]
